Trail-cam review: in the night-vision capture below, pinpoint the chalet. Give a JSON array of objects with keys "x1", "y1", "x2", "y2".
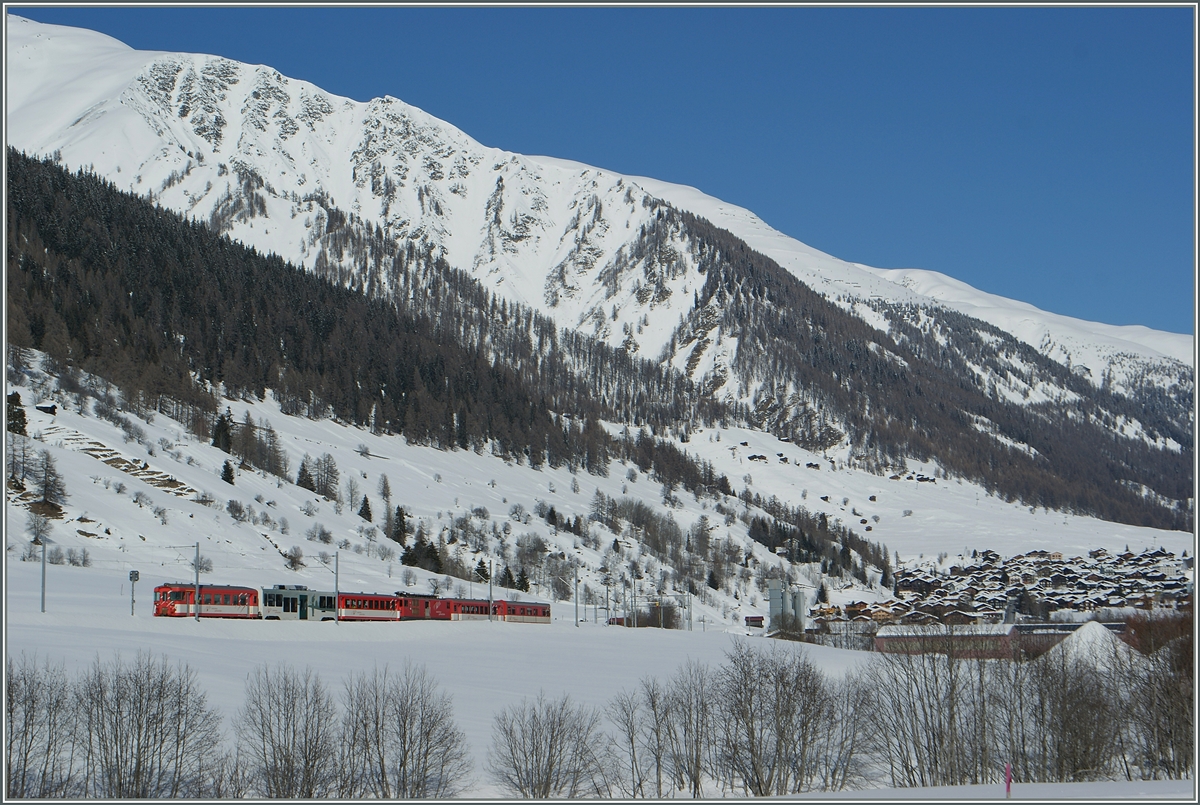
[
  {"x1": 942, "y1": 611, "x2": 980, "y2": 626},
  {"x1": 844, "y1": 601, "x2": 872, "y2": 617}
]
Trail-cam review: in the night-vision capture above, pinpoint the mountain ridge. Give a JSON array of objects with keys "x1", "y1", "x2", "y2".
[
  {"x1": 7, "y1": 15, "x2": 1190, "y2": 371},
  {"x1": 5, "y1": 15, "x2": 1193, "y2": 530}
]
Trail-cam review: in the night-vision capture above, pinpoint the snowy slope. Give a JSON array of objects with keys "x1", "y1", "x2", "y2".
[{"x1": 6, "y1": 14, "x2": 1191, "y2": 401}]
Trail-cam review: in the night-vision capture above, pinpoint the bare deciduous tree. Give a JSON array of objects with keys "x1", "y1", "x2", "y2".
[
  {"x1": 25, "y1": 511, "x2": 51, "y2": 544},
  {"x1": 716, "y1": 641, "x2": 830, "y2": 795},
  {"x1": 235, "y1": 664, "x2": 339, "y2": 798},
  {"x1": 284, "y1": 546, "x2": 305, "y2": 571},
  {"x1": 666, "y1": 659, "x2": 716, "y2": 798},
  {"x1": 6, "y1": 654, "x2": 77, "y2": 798},
  {"x1": 606, "y1": 688, "x2": 647, "y2": 798},
  {"x1": 340, "y1": 663, "x2": 473, "y2": 798},
  {"x1": 486, "y1": 692, "x2": 610, "y2": 798},
  {"x1": 74, "y1": 652, "x2": 221, "y2": 797}
]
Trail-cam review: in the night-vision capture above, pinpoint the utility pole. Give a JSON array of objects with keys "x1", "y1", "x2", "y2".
[
  {"x1": 194, "y1": 542, "x2": 200, "y2": 621},
  {"x1": 574, "y1": 566, "x2": 579, "y2": 627},
  {"x1": 488, "y1": 559, "x2": 494, "y2": 622},
  {"x1": 335, "y1": 551, "x2": 340, "y2": 623},
  {"x1": 632, "y1": 581, "x2": 637, "y2": 628},
  {"x1": 39, "y1": 539, "x2": 46, "y2": 613}
]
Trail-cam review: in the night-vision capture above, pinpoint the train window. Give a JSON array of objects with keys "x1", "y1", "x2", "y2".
[
  {"x1": 224, "y1": 594, "x2": 230, "y2": 605},
  {"x1": 203, "y1": 594, "x2": 211, "y2": 605}
]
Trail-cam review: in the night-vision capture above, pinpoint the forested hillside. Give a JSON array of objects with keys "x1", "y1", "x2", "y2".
[
  {"x1": 6, "y1": 149, "x2": 1190, "y2": 534},
  {"x1": 6, "y1": 148, "x2": 904, "y2": 587},
  {"x1": 645, "y1": 207, "x2": 1192, "y2": 531},
  {"x1": 5, "y1": 149, "x2": 722, "y2": 473}
]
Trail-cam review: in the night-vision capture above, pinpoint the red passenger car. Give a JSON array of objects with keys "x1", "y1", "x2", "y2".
[
  {"x1": 493, "y1": 599, "x2": 552, "y2": 624},
  {"x1": 153, "y1": 582, "x2": 260, "y2": 618},
  {"x1": 337, "y1": 591, "x2": 403, "y2": 621}
]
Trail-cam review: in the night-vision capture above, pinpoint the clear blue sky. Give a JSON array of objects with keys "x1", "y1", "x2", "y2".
[{"x1": 10, "y1": 6, "x2": 1196, "y2": 335}]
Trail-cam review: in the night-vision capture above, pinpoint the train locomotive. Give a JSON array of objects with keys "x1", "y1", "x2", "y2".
[{"x1": 153, "y1": 582, "x2": 551, "y2": 624}]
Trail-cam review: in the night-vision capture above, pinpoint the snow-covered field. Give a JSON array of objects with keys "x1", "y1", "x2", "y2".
[
  {"x1": 5, "y1": 358, "x2": 1194, "y2": 797},
  {"x1": 6, "y1": 564, "x2": 1193, "y2": 799}
]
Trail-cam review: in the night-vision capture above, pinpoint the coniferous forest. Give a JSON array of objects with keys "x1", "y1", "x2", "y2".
[{"x1": 5, "y1": 148, "x2": 1191, "y2": 534}]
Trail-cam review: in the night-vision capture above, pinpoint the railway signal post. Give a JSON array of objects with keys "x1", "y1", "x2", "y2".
[{"x1": 129, "y1": 569, "x2": 139, "y2": 616}]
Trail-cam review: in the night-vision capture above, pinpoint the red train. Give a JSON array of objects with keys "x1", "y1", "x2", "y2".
[{"x1": 153, "y1": 582, "x2": 550, "y2": 624}]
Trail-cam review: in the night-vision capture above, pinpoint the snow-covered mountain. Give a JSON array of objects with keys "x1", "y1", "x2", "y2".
[
  {"x1": 7, "y1": 15, "x2": 1190, "y2": 386},
  {"x1": 5, "y1": 15, "x2": 1193, "y2": 528}
]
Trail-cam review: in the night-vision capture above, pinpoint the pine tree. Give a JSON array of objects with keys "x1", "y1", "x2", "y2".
[
  {"x1": 234, "y1": 410, "x2": 256, "y2": 464},
  {"x1": 378, "y1": 473, "x2": 391, "y2": 503},
  {"x1": 423, "y1": 540, "x2": 443, "y2": 574},
  {"x1": 358, "y1": 495, "x2": 372, "y2": 522},
  {"x1": 392, "y1": 506, "x2": 408, "y2": 544},
  {"x1": 33, "y1": 450, "x2": 66, "y2": 505},
  {"x1": 498, "y1": 565, "x2": 516, "y2": 588},
  {"x1": 296, "y1": 457, "x2": 316, "y2": 491},
  {"x1": 474, "y1": 558, "x2": 490, "y2": 582},
  {"x1": 517, "y1": 567, "x2": 530, "y2": 592},
  {"x1": 211, "y1": 408, "x2": 233, "y2": 453},
  {"x1": 817, "y1": 582, "x2": 829, "y2": 604},
  {"x1": 401, "y1": 537, "x2": 421, "y2": 566},
  {"x1": 221, "y1": 460, "x2": 235, "y2": 485},
  {"x1": 6, "y1": 392, "x2": 27, "y2": 436}
]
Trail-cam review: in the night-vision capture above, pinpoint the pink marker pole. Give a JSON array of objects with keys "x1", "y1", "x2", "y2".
[{"x1": 1005, "y1": 762, "x2": 1012, "y2": 798}]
